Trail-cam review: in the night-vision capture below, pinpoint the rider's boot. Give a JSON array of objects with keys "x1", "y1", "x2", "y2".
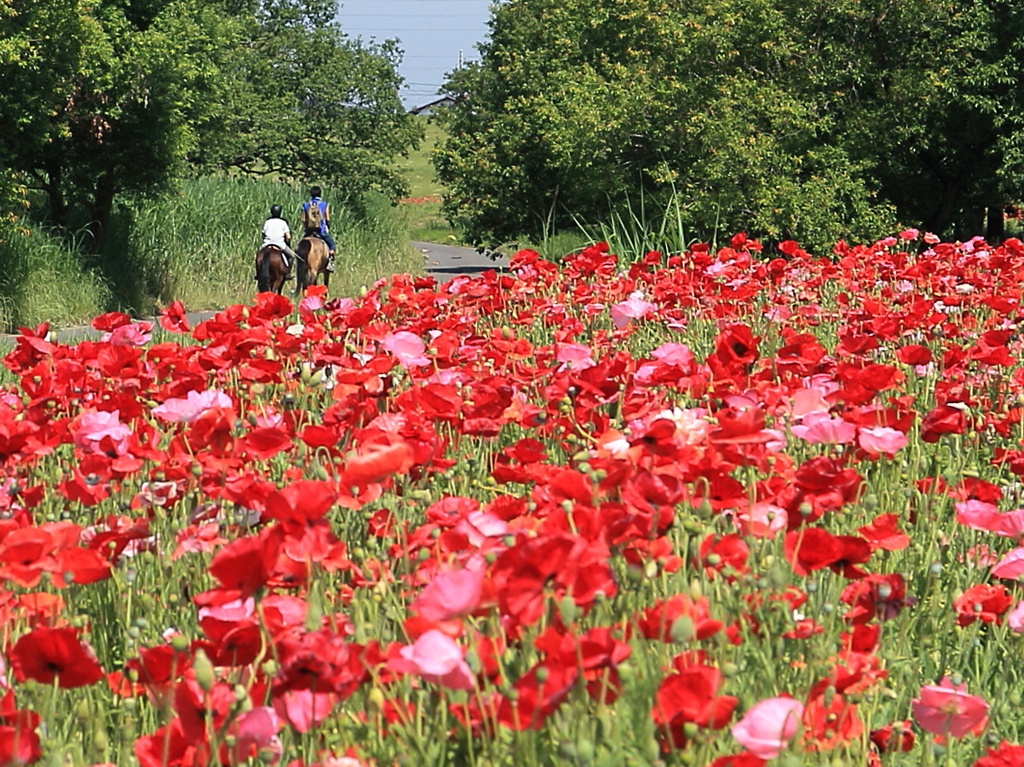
[{"x1": 327, "y1": 252, "x2": 336, "y2": 272}]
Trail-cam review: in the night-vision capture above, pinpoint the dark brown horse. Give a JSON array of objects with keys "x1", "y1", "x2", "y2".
[
  {"x1": 295, "y1": 236, "x2": 331, "y2": 293},
  {"x1": 256, "y1": 244, "x2": 288, "y2": 294}
]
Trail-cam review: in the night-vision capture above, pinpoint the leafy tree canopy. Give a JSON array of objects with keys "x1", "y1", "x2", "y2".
[
  {"x1": 192, "y1": 0, "x2": 422, "y2": 205},
  {"x1": 0, "y1": 0, "x2": 421, "y2": 247},
  {"x1": 435, "y1": 0, "x2": 1024, "y2": 252}
]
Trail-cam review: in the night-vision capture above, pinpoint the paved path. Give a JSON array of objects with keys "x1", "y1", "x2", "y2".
[{"x1": 415, "y1": 240, "x2": 509, "y2": 283}]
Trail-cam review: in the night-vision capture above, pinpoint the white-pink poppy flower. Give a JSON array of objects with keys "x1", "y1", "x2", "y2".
[
  {"x1": 391, "y1": 630, "x2": 474, "y2": 690},
  {"x1": 857, "y1": 426, "x2": 908, "y2": 455}
]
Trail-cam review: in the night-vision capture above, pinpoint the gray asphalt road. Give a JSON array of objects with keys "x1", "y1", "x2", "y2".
[{"x1": 415, "y1": 240, "x2": 509, "y2": 283}]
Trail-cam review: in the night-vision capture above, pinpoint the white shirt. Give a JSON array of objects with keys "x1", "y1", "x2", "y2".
[{"x1": 262, "y1": 218, "x2": 290, "y2": 248}]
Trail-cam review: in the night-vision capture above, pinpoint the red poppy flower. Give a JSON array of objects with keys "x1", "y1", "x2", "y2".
[
  {"x1": 975, "y1": 740, "x2": 1024, "y2": 767},
  {"x1": 920, "y1": 404, "x2": 967, "y2": 443},
  {"x1": 802, "y1": 692, "x2": 863, "y2": 751},
  {"x1": 159, "y1": 300, "x2": 191, "y2": 334},
  {"x1": 340, "y1": 441, "x2": 415, "y2": 487},
  {"x1": 635, "y1": 595, "x2": 723, "y2": 642},
  {"x1": 9, "y1": 626, "x2": 104, "y2": 688},
  {"x1": 870, "y1": 720, "x2": 915, "y2": 753},
  {"x1": 195, "y1": 526, "x2": 284, "y2": 606},
  {"x1": 651, "y1": 658, "x2": 738, "y2": 749},
  {"x1": 954, "y1": 584, "x2": 1013, "y2": 626}
]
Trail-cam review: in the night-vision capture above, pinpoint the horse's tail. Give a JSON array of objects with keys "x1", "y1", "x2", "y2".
[
  {"x1": 295, "y1": 238, "x2": 312, "y2": 290},
  {"x1": 258, "y1": 246, "x2": 272, "y2": 290}
]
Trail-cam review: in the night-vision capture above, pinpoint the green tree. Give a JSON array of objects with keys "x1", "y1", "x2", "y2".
[
  {"x1": 191, "y1": 0, "x2": 423, "y2": 204},
  {"x1": 435, "y1": 0, "x2": 1024, "y2": 251},
  {"x1": 0, "y1": 0, "x2": 237, "y2": 246}
]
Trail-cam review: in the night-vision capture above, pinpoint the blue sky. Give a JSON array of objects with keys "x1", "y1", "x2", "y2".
[{"x1": 336, "y1": 0, "x2": 493, "y2": 109}]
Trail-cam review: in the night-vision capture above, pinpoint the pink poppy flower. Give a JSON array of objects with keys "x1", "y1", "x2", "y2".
[
  {"x1": 390, "y1": 630, "x2": 474, "y2": 690},
  {"x1": 857, "y1": 426, "x2": 908, "y2": 455},
  {"x1": 102, "y1": 322, "x2": 152, "y2": 346},
  {"x1": 650, "y1": 342, "x2": 695, "y2": 368},
  {"x1": 610, "y1": 295, "x2": 656, "y2": 329},
  {"x1": 73, "y1": 411, "x2": 131, "y2": 456},
  {"x1": 273, "y1": 689, "x2": 338, "y2": 733},
  {"x1": 790, "y1": 387, "x2": 832, "y2": 419},
  {"x1": 731, "y1": 696, "x2": 804, "y2": 759},
  {"x1": 232, "y1": 707, "x2": 282, "y2": 764},
  {"x1": 991, "y1": 548, "x2": 1024, "y2": 579},
  {"x1": 955, "y1": 501, "x2": 1024, "y2": 538},
  {"x1": 733, "y1": 502, "x2": 788, "y2": 539},
  {"x1": 790, "y1": 411, "x2": 857, "y2": 445},
  {"x1": 411, "y1": 567, "x2": 484, "y2": 622},
  {"x1": 152, "y1": 389, "x2": 232, "y2": 424},
  {"x1": 453, "y1": 511, "x2": 508, "y2": 547},
  {"x1": 1008, "y1": 601, "x2": 1024, "y2": 633},
  {"x1": 382, "y1": 331, "x2": 429, "y2": 369},
  {"x1": 912, "y1": 677, "x2": 988, "y2": 738},
  {"x1": 555, "y1": 343, "x2": 595, "y2": 371}
]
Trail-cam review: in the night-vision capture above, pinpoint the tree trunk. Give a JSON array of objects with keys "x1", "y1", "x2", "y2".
[
  {"x1": 986, "y1": 205, "x2": 1004, "y2": 243},
  {"x1": 87, "y1": 175, "x2": 116, "y2": 250},
  {"x1": 44, "y1": 162, "x2": 66, "y2": 229},
  {"x1": 921, "y1": 177, "x2": 960, "y2": 237}
]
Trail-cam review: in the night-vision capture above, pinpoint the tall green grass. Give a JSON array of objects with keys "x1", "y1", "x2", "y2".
[
  {"x1": 0, "y1": 177, "x2": 420, "y2": 332},
  {"x1": 0, "y1": 226, "x2": 109, "y2": 332}
]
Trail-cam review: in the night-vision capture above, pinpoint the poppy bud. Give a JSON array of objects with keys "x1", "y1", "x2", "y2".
[
  {"x1": 171, "y1": 634, "x2": 189, "y2": 653},
  {"x1": 689, "y1": 579, "x2": 703, "y2": 600},
  {"x1": 576, "y1": 737, "x2": 594, "y2": 763},
  {"x1": 535, "y1": 666, "x2": 549, "y2": 683},
  {"x1": 670, "y1": 616, "x2": 695, "y2": 644},
  {"x1": 92, "y1": 727, "x2": 108, "y2": 754},
  {"x1": 193, "y1": 649, "x2": 215, "y2": 692},
  {"x1": 558, "y1": 595, "x2": 577, "y2": 625}
]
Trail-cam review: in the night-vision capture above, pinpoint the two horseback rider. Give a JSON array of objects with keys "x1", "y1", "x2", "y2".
[{"x1": 255, "y1": 187, "x2": 336, "y2": 283}]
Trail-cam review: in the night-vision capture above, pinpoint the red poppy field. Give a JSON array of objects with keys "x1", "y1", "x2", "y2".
[{"x1": 3, "y1": 231, "x2": 1024, "y2": 766}]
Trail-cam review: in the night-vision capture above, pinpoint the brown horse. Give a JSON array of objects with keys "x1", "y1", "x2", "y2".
[
  {"x1": 255, "y1": 244, "x2": 288, "y2": 295},
  {"x1": 295, "y1": 236, "x2": 331, "y2": 293}
]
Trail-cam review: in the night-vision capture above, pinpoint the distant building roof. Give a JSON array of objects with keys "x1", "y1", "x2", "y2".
[{"x1": 410, "y1": 96, "x2": 455, "y2": 115}]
